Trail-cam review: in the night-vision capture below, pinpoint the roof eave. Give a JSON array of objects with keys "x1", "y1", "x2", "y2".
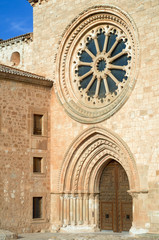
[
  {"x1": 0, "y1": 33, "x2": 33, "y2": 46},
  {"x1": 0, "y1": 71, "x2": 53, "y2": 88}
]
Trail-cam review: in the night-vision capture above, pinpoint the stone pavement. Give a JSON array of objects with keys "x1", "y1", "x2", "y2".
[
  {"x1": 17, "y1": 232, "x2": 159, "y2": 240},
  {"x1": 0, "y1": 230, "x2": 17, "y2": 240},
  {"x1": 1, "y1": 231, "x2": 159, "y2": 240}
]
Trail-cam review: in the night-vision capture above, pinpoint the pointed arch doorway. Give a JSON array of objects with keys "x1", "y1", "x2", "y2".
[
  {"x1": 99, "y1": 160, "x2": 132, "y2": 232},
  {"x1": 56, "y1": 127, "x2": 139, "y2": 233}
]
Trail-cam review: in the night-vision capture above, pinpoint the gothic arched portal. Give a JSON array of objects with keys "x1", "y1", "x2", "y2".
[{"x1": 57, "y1": 127, "x2": 139, "y2": 232}]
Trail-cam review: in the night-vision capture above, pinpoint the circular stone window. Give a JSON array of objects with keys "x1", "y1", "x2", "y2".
[{"x1": 56, "y1": 6, "x2": 139, "y2": 123}]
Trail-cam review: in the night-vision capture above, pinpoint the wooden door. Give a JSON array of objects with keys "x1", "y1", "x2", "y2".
[{"x1": 99, "y1": 160, "x2": 132, "y2": 232}]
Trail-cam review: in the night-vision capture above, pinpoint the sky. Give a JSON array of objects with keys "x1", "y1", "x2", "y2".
[{"x1": 0, "y1": 0, "x2": 33, "y2": 40}]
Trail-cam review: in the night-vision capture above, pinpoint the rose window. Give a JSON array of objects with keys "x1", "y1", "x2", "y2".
[
  {"x1": 73, "y1": 26, "x2": 131, "y2": 106},
  {"x1": 56, "y1": 6, "x2": 139, "y2": 123}
]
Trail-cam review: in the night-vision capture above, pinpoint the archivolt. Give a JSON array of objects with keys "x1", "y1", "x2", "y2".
[{"x1": 58, "y1": 127, "x2": 140, "y2": 193}]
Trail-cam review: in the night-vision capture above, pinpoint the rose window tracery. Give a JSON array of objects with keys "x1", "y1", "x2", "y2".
[
  {"x1": 56, "y1": 6, "x2": 139, "y2": 123},
  {"x1": 73, "y1": 26, "x2": 131, "y2": 105}
]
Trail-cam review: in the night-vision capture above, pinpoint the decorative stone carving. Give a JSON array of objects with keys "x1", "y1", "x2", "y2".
[
  {"x1": 56, "y1": 6, "x2": 139, "y2": 123},
  {"x1": 128, "y1": 189, "x2": 149, "y2": 199},
  {"x1": 57, "y1": 127, "x2": 140, "y2": 230},
  {"x1": 58, "y1": 127, "x2": 140, "y2": 193}
]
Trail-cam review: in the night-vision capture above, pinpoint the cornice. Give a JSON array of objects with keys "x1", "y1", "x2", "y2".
[
  {"x1": 0, "y1": 33, "x2": 33, "y2": 48},
  {"x1": 27, "y1": 0, "x2": 48, "y2": 6},
  {"x1": 27, "y1": 0, "x2": 38, "y2": 6}
]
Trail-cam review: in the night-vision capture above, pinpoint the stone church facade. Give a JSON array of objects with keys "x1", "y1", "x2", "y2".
[{"x1": 0, "y1": 0, "x2": 159, "y2": 235}]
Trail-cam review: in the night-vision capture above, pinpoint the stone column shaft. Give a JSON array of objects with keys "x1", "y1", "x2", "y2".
[
  {"x1": 70, "y1": 195, "x2": 73, "y2": 225},
  {"x1": 86, "y1": 194, "x2": 89, "y2": 224},
  {"x1": 80, "y1": 194, "x2": 83, "y2": 224},
  {"x1": 90, "y1": 194, "x2": 95, "y2": 225},
  {"x1": 60, "y1": 195, "x2": 64, "y2": 224},
  {"x1": 95, "y1": 194, "x2": 99, "y2": 226},
  {"x1": 73, "y1": 195, "x2": 76, "y2": 225},
  {"x1": 77, "y1": 196, "x2": 80, "y2": 224},
  {"x1": 66, "y1": 196, "x2": 70, "y2": 224},
  {"x1": 63, "y1": 195, "x2": 67, "y2": 225}
]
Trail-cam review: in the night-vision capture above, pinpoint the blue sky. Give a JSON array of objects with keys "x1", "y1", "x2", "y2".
[{"x1": 0, "y1": 0, "x2": 33, "y2": 40}]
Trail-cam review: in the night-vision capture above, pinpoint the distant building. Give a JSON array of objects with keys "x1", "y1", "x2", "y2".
[{"x1": 0, "y1": 0, "x2": 159, "y2": 235}]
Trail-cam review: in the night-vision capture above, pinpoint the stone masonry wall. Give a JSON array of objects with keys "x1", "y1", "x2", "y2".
[
  {"x1": 29, "y1": 0, "x2": 159, "y2": 232},
  {"x1": 0, "y1": 38, "x2": 34, "y2": 73},
  {"x1": 0, "y1": 78, "x2": 51, "y2": 233}
]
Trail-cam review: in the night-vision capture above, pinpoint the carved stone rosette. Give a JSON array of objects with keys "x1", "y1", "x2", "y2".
[{"x1": 56, "y1": 5, "x2": 139, "y2": 123}]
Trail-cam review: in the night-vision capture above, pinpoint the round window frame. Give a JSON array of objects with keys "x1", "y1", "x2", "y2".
[
  {"x1": 71, "y1": 25, "x2": 131, "y2": 108},
  {"x1": 55, "y1": 5, "x2": 139, "y2": 123}
]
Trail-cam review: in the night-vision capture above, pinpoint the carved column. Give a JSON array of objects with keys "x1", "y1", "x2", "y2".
[
  {"x1": 90, "y1": 193, "x2": 95, "y2": 225},
  {"x1": 60, "y1": 194, "x2": 64, "y2": 225},
  {"x1": 79, "y1": 194, "x2": 83, "y2": 224},
  {"x1": 70, "y1": 194, "x2": 73, "y2": 225},
  {"x1": 77, "y1": 195, "x2": 80, "y2": 225},
  {"x1": 63, "y1": 194, "x2": 67, "y2": 225},
  {"x1": 83, "y1": 194, "x2": 86, "y2": 224},
  {"x1": 95, "y1": 194, "x2": 99, "y2": 226},
  {"x1": 86, "y1": 193, "x2": 89, "y2": 224},
  {"x1": 128, "y1": 190, "x2": 139, "y2": 229},
  {"x1": 72, "y1": 194, "x2": 76, "y2": 225},
  {"x1": 66, "y1": 194, "x2": 70, "y2": 225}
]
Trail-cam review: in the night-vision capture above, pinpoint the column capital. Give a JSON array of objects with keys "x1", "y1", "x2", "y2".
[
  {"x1": 95, "y1": 193, "x2": 99, "y2": 199},
  {"x1": 127, "y1": 189, "x2": 149, "y2": 198}
]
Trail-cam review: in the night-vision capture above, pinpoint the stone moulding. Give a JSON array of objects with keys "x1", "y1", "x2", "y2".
[
  {"x1": 58, "y1": 126, "x2": 140, "y2": 193},
  {"x1": 55, "y1": 126, "x2": 140, "y2": 229},
  {"x1": 55, "y1": 5, "x2": 139, "y2": 123},
  {"x1": 0, "y1": 33, "x2": 33, "y2": 48}
]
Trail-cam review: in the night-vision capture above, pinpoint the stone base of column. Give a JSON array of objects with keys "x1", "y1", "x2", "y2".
[{"x1": 60, "y1": 224, "x2": 100, "y2": 233}]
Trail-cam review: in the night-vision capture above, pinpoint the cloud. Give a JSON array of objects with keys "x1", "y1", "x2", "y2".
[
  {"x1": 0, "y1": 16, "x2": 33, "y2": 40},
  {"x1": 10, "y1": 20, "x2": 32, "y2": 33}
]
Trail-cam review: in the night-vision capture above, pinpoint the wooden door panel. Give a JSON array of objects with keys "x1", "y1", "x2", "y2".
[
  {"x1": 121, "y1": 203, "x2": 132, "y2": 231},
  {"x1": 100, "y1": 202, "x2": 113, "y2": 230}
]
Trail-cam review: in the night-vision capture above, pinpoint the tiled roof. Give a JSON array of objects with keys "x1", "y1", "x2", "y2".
[{"x1": 0, "y1": 64, "x2": 53, "y2": 87}]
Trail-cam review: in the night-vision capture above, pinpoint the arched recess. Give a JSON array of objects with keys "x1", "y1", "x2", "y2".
[
  {"x1": 58, "y1": 127, "x2": 140, "y2": 194},
  {"x1": 10, "y1": 51, "x2": 20, "y2": 66},
  {"x1": 57, "y1": 127, "x2": 140, "y2": 231}
]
